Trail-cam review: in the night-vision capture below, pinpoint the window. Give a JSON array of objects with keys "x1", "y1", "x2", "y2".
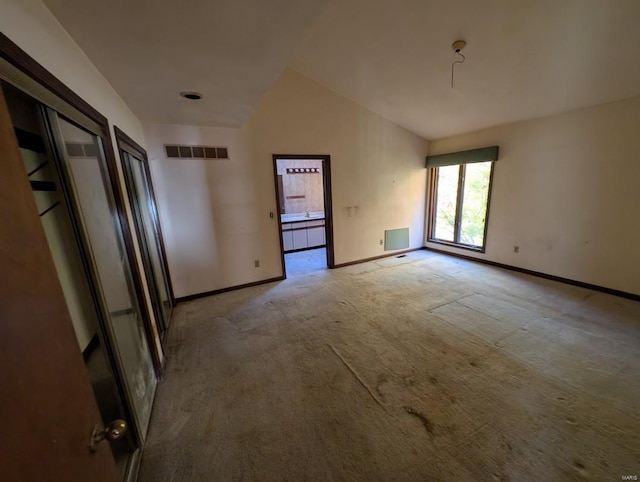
[{"x1": 428, "y1": 160, "x2": 494, "y2": 251}]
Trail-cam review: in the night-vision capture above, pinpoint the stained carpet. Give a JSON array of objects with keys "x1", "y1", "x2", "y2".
[{"x1": 138, "y1": 250, "x2": 640, "y2": 481}]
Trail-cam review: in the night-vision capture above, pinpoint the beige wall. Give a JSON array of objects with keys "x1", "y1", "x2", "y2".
[
  {"x1": 249, "y1": 71, "x2": 429, "y2": 263},
  {"x1": 145, "y1": 69, "x2": 428, "y2": 298},
  {"x1": 0, "y1": 0, "x2": 144, "y2": 146},
  {"x1": 427, "y1": 96, "x2": 640, "y2": 295},
  {"x1": 144, "y1": 124, "x2": 258, "y2": 297}
]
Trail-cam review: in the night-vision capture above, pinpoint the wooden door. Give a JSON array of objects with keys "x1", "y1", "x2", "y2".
[{"x1": 0, "y1": 86, "x2": 119, "y2": 481}]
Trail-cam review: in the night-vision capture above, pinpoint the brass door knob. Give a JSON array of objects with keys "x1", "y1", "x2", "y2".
[{"x1": 89, "y1": 419, "x2": 127, "y2": 452}]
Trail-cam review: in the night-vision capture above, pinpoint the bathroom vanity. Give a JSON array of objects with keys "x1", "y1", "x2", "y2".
[{"x1": 281, "y1": 212, "x2": 326, "y2": 252}]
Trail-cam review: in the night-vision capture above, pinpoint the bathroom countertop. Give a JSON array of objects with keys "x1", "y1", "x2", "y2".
[{"x1": 281, "y1": 214, "x2": 325, "y2": 223}]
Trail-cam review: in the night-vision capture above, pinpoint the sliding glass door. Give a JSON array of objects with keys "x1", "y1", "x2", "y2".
[
  {"x1": 2, "y1": 79, "x2": 157, "y2": 479},
  {"x1": 118, "y1": 135, "x2": 173, "y2": 333},
  {"x1": 48, "y1": 114, "x2": 157, "y2": 436}
]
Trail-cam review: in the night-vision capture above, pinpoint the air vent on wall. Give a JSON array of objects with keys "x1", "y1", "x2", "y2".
[{"x1": 164, "y1": 144, "x2": 229, "y2": 160}]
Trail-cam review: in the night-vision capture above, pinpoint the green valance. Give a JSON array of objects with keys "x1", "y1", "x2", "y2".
[{"x1": 426, "y1": 145, "x2": 499, "y2": 169}]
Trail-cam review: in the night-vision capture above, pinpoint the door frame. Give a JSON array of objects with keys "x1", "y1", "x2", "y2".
[
  {"x1": 0, "y1": 32, "x2": 164, "y2": 376},
  {"x1": 114, "y1": 126, "x2": 176, "y2": 330},
  {"x1": 272, "y1": 154, "x2": 335, "y2": 276}
]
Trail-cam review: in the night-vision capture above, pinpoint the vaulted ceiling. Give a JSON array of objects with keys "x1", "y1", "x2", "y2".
[
  {"x1": 44, "y1": 0, "x2": 640, "y2": 139},
  {"x1": 43, "y1": 0, "x2": 328, "y2": 128}
]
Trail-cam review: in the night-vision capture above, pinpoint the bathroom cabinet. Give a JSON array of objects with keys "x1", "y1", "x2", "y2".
[{"x1": 281, "y1": 217, "x2": 326, "y2": 252}]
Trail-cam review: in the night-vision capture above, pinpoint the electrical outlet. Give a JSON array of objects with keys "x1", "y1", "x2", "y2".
[
  {"x1": 379, "y1": 239, "x2": 384, "y2": 245},
  {"x1": 513, "y1": 246, "x2": 519, "y2": 254},
  {"x1": 254, "y1": 259, "x2": 260, "y2": 268}
]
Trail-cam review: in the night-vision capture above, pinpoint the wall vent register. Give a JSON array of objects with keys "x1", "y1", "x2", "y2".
[{"x1": 164, "y1": 144, "x2": 229, "y2": 159}]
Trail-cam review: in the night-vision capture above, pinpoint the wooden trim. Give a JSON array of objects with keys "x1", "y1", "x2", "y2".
[
  {"x1": 272, "y1": 157, "x2": 287, "y2": 279},
  {"x1": 272, "y1": 154, "x2": 336, "y2": 273},
  {"x1": 322, "y1": 157, "x2": 336, "y2": 268},
  {"x1": 333, "y1": 248, "x2": 423, "y2": 269},
  {"x1": 175, "y1": 276, "x2": 285, "y2": 303},
  {"x1": 424, "y1": 247, "x2": 640, "y2": 302},
  {"x1": 113, "y1": 125, "x2": 144, "y2": 155},
  {"x1": 1, "y1": 33, "x2": 107, "y2": 130},
  {"x1": 272, "y1": 154, "x2": 330, "y2": 160},
  {"x1": 277, "y1": 175, "x2": 285, "y2": 213},
  {"x1": 103, "y1": 125, "x2": 165, "y2": 378},
  {"x1": 481, "y1": 160, "x2": 496, "y2": 249},
  {"x1": 0, "y1": 33, "x2": 164, "y2": 376},
  {"x1": 114, "y1": 126, "x2": 176, "y2": 307}
]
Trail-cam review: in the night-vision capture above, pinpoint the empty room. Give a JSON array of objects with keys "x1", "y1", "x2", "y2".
[{"x1": 1, "y1": 0, "x2": 639, "y2": 481}]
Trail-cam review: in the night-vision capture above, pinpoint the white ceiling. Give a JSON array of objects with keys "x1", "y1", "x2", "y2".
[
  {"x1": 45, "y1": 0, "x2": 640, "y2": 139},
  {"x1": 291, "y1": 0, "x2": 640, "y2": 138},
  {"x1": 43, "y1": 0, "x2": 328, "y2": 127}
]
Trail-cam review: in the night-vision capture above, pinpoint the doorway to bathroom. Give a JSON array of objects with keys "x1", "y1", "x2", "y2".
[{"x1": 273, "y1": 155, "x2": 335, "y2": 277}]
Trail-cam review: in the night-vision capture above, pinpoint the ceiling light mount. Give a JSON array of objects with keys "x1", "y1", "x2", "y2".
[
  {"x1": 450, "y1": 40, "x2": 467, "y2": 88},
  {"x1": 452, "y1": 40, "x2": 467, "y2": 53},
  {"x1": 180, "y1": 91, "x2": 203, "y2": 100}
]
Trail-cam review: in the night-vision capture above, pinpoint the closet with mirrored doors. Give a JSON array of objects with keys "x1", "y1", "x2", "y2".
[{"x1": 0, "y1": 53, "x2": 170, "y2": 481}]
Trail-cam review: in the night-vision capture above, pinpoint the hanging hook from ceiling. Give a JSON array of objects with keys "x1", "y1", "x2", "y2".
[{"x1": 450, "y1": 40, "x2": 467, "y2": 88}]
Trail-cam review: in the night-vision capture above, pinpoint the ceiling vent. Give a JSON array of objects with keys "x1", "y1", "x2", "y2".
[{"x1": 164, "y1": 145, "x2": 229, "y2": 160}]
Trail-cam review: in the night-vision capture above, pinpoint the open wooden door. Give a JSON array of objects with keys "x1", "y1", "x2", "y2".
[{"x1": 0, "y1": 84, "x2": 119, "y2": 480}]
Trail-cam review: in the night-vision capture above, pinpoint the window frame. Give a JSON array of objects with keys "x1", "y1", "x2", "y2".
[{"x1": 427, "y1": 161, "x2": 495, "y2": 253}]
